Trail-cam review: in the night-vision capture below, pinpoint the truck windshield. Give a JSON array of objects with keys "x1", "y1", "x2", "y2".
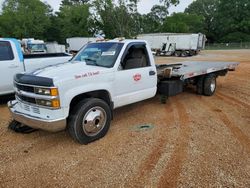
[
  {"x1": 73, "y1": 42, "x2": 124, "y2": 68},
  {"x1": 28, "y1": 44, "x2": 46, "y2": 51}
]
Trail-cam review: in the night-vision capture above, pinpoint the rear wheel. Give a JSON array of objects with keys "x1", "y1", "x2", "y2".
[
  {"x1": 68, "y1": 98, "x2": 111, "y2": 144},
  {"x1": 181, "y1": 51, "x2": 188, "y2": 57},
  {"x1": 203, "y1": 74, "x2": 217, "y2": 96},
  {"x1": 196, "y1": 76, "x2": 204, "y2": 95},
  {"x1": 190, "y1": 50, "x2": 195, "y2": 56}
]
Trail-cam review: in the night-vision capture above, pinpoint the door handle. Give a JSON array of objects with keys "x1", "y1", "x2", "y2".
[{"x1": 149, "y1": 70, "x2": 156, "y2": 76}]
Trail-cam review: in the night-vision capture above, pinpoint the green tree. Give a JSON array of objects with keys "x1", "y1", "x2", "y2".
[
  {"x1": 137, "y1": 0, "x2": 179, "y2": 34},
  {"x1": 160, "y1": 0, "x2": 179, "y2": 7},
  {"x1": 0, "y1": 0, "x2": 52, "y2": 39},
  {"x1": 93, "y1": 0, "x2": 139, "y2": 38},
  {"x1": 185, "y1": 0, "x2": 218, "y2": 42},
  {"x1": 139, "y1": 5, "x2": 168, "y2": 33},
  {"x1": 92, "y1": 0, "x2": 180, "y2": 38},
  {"x1": 61, "y1": 0, "x2": 90, "y2": 6},
  {"x1": 162, "y1": 13, "x2": 204, "y2": 33},
  {"x1": 55, "y1": 2, "x2": 91, "y2": 42},
  {"x1": 215, "y1": 0, "x2": 250, "y2": 42},
  {"x1": 139, "y1": 13, "x2": 161, "y2": 33}
]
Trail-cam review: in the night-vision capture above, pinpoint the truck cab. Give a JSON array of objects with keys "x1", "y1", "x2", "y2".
[
  {"x1": 22, "y1": 38, "x2": 47, "y2": 54},
  {"x1": 0, "y1": 38, "x2": 24, "y2": 94},
  {"x1": 8, "y1": 40, "x2": 157, "y2": 144}
]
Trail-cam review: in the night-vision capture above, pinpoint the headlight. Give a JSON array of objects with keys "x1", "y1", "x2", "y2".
[
  {"x1": 34, "y1": 87, "x2": 60, "y2": 108},
  {"x1": 36, "y1": 99, "x2": 60, "y2": 108},
  {"x1": 34, "y1": 87, "x2": 59, "y2": 96}
]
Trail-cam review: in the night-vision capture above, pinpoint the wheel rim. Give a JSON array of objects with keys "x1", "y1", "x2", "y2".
[
  {"x1": 82, "y1": 106, "x2": 107, "y2": 137},
  {"x1": 210, "y1": 78, "x2": 216, "y2": 92}
]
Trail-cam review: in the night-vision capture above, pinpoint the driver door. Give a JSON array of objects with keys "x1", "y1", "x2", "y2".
[{"x1": 113, "y1": 43, "x2": 157, "y2": 108}]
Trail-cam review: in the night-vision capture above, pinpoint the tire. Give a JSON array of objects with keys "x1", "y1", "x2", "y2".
[
  {"x1": 181, "y1": 51, "x2": 188, "y2": 57},
  {"x1": 190, "y1": 51, "x2": 195, "y2": 56},
  {"x1": 68, "y1": 98, "x2": 111, "y2": 144},
  {"x1": 203, "y1": 74, "x2": 217, "y2": 96},
  {"x1": 174, "y1": 51, "x2": 181, "y2": 57},
  {"x1": 196, "y1": 76, "x2": 204, "y2": 95}
]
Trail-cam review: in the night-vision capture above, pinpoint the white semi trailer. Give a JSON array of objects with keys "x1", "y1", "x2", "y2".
[
  {"x1": 137, "y1": 33, "x2": 206, "y2": 57},
  {"x1": 66, "y1": 37, "x2": 96, "y2": 53},
  {"x1": 46, "y1": 42, "x2": 66, "y2": 53}
]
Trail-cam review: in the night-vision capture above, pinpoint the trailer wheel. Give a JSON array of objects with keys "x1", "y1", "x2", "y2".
[
  {"x1": 190, "y1": 51, "x2": 195, "y2": 56},
  {"x1": 181, "y1": 51, "x2": 188, "y2": 57},
  {"x1": 174, "y1": 51, "x2": 181, "y2": 57},
  {"x1": 196, "y1": 76, "x2": 204, "y2": 95},
  {"x1": 203, "y1": 74, "x2": 217, "y2": 96},
  {"x1": 68, "y1": 98, "x2": 111, "y2": 144}
]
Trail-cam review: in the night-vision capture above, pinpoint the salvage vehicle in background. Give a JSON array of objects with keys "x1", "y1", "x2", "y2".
[
  {"x1": 0, "y1": 38, "x2": 72, "y2": 95},
  {"x1": 8, "y1": 39, "x2": 239, "y2": 144},
  {"x1": 21, "y1": 38, "x2": 47, "y2": 54}
]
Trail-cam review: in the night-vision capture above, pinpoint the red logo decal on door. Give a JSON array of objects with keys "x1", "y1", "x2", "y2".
[{"x1": 133, "y1": 74, "x2": 141, "y2": 81}]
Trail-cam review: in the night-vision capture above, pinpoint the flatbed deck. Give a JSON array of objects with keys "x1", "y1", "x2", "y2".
[{"x1": 156, "y1": 61, "x2": 239, "y2": 80}]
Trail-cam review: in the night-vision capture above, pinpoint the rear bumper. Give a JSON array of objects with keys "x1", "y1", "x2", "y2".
[{"x1": 8, "y1": 101, "x2": 66, "y2": 132}]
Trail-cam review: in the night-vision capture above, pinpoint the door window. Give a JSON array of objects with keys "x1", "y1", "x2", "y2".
[
  {"x1": 0, "y1": 41, "x2": 14, "y2": 61},
  {"x1": 120, "y1": 44, "x2": 149, "y2": 70}
]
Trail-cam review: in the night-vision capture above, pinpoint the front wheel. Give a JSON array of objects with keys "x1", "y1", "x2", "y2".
[{"x1": 68, "y1": 98, "x2": 111, "y2": 144}]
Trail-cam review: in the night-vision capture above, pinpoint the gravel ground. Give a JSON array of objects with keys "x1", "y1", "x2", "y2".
[{"x1": 0, "y1": 50, "x2": 249, "y2": 188}]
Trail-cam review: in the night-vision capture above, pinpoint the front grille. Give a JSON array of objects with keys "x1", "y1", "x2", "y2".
[
  {"x1": 20, "y1": 100, "x2": 40, "y2": 114},
  {"x1": 23, "y1": 104, "x2": 30, "y2": 111},
  {"x1": 32, "y1": 106, "x2": 40, "y2": 114},
  {"x1": 17, "y1": 95, "x2": 36, "y2": 104},
  {"x1": 14, "y1": 81, "x2": 56, "y2": 110},
  {"x1": 15, "y1": 83, "x2": 34, "y2": 93}
]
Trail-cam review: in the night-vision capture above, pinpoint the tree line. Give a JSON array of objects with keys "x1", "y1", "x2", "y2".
[{"x1": 0, "y1": 0, "x2": 249, "y2": 44}]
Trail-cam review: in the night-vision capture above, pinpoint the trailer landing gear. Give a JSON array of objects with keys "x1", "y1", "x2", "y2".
[{"x1": 8, "y1": 120, "x2": 37, "y2": 134}]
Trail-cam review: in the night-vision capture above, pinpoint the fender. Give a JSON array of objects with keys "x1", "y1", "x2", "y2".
[{"x1": 61, "y1": 83, "x2": 114, "y2": 116}]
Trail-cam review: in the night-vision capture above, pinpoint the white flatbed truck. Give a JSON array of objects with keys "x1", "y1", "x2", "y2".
[{"x1": 8, "y1": 39, "x2": 239, "y2": 144}]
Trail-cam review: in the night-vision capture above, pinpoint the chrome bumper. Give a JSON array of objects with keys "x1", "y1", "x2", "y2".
[{"x1": 8, "y1": 101, "x2": 66, "y2": 132}]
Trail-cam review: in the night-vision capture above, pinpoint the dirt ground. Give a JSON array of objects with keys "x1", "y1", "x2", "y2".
[{"x1": 0, "y1": 50, "x2": 249, "y2": 188}]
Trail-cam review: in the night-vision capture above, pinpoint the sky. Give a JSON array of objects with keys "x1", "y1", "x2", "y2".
[{"x1": 0, "y1": 0, "x2": 194, "y2": 14}]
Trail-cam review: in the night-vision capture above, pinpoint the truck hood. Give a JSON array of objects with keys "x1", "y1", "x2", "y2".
[{"x1": 30, "y1": 61, "x2": 110, "y2": 82}]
